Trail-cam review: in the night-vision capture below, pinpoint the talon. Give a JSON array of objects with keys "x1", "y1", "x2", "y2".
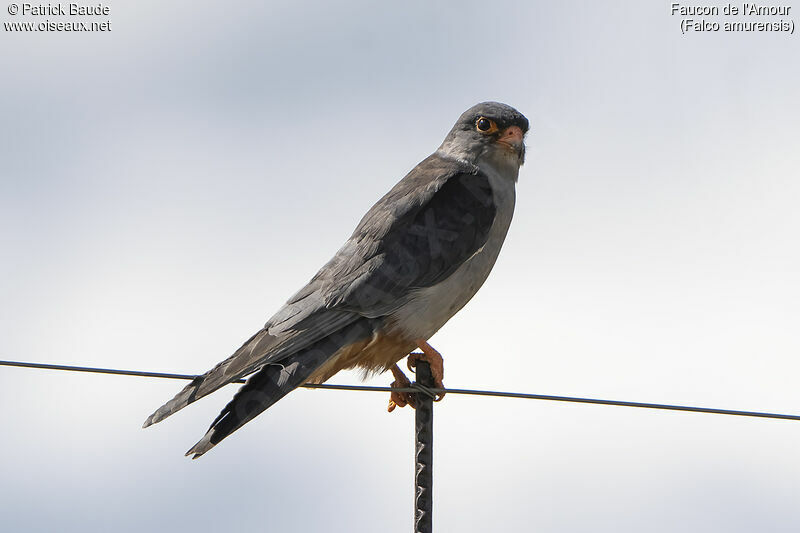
[
  {"x1": 388, "y1": 341, "x2": 448, "y2": 411},
  {"x1": 387, "y1": 394, "x2": 402, "y2": 412},
  {"x1": 387, "y1": 364, "x2": 416, "y2": 412},
  {"x1": 412, "y1": 340, "x2": 446, "y2": 401}
]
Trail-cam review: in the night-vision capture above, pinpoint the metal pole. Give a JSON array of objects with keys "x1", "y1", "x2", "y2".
[{"x1": 414, "y1": 360, "x2": 433, "y2": 533}]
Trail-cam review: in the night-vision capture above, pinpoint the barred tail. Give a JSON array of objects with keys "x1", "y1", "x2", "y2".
[
  {"x1": 142, "y1": 329, "x2": 277, "y2": 428},
  {"x1": 186, "y1": 319, "x2": 375, "y2": 458}
]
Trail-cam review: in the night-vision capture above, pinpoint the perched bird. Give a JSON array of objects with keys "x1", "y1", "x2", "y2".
[{"x1": 143, "y1": 102, "x2": 529, "y2": 458}]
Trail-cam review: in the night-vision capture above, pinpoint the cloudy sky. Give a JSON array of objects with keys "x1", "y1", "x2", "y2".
[{"x1": 2, "y1": 1, "x2": 799, "y2": 531}]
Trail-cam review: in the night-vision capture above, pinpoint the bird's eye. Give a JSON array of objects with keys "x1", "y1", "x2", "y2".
[{"x1": 475, "y1": 117, "x2": 496, "y2": 133}]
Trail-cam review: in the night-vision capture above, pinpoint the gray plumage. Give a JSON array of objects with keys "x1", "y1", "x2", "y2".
[{"x1": 143, "y1": 102, "x2": 529, "y2": 458}]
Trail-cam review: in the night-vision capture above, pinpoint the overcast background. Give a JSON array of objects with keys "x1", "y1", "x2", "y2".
[{"x1": 2, "y1": 1, "x2": 799, "y2": 531}]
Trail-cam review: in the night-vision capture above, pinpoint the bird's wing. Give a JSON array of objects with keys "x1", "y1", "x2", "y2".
[
  {"x1": 143, "y1": 152, "x2": 496, "y2": 428},
  {"x1": 315, "y1": 152, "x2": 497, "y2": 316}
]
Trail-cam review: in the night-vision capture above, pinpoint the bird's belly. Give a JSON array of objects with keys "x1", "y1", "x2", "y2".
[
  {"x1": 388, "y1": 240, "x2": 503, "y2": 340},
  {"x1": 307, "y1": 329, "x2": 417, "y2": 383}
]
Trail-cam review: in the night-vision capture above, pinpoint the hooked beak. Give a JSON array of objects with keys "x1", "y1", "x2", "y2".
[{"x1": 495, "y1": 125, "x2": 525, "y2": 163}]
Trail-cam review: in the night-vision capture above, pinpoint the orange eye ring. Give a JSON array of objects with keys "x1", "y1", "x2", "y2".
[{"x1": 475, "y1": 117, "x2": 499, "y2": 134}]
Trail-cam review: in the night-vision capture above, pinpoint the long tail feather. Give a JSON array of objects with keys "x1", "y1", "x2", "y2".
[
  {"x1": 186, "y1": 319, "x2": 375, "y2": 458},
  {"x1": 142, "y1": 329, "x2": 278, "y2": 428}
]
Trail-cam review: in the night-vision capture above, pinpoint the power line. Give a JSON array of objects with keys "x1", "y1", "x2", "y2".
[{"x1": 2, "y1": 358, "x2": 800, "y2": 422}]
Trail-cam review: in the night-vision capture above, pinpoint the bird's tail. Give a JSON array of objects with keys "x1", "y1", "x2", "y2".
[
  {"x1": 185, "y1": 319, "x2": 375, "y2": 459},
  {"x1": 142, "y1": 329, "x2": 279, "y2": 428}
]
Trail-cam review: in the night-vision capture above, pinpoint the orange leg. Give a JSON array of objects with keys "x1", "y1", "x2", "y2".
[
  {"x1": 407, "y1": 339, "x2": 445, "y2": 401},
  {"x1": 387, "y1": 364, "x2": 416, "y2": 412}
]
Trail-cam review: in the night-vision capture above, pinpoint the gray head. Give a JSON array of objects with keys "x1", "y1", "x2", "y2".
[{"x1": 438, "y1": 102, "x2": 529, "y2": 168}]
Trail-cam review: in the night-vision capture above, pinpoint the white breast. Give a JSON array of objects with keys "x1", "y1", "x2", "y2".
[{"x1": 388, "y1": 163, "x2": 517, "y2": 341}]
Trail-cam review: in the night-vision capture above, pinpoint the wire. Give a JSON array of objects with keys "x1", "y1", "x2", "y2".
[{"x1": 2, "y1": 359, "x2": 800, "y2": 422}]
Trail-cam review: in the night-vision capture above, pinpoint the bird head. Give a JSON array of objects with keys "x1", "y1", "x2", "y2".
[{"x1": 437, "y1": 102, "x2": 529, "y2": 173}]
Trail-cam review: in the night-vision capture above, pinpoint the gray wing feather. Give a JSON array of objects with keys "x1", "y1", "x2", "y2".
[
  {"x1": 143, "y1": 305, "x2": 357, "y2": 427},
  {"x1": 295, "y1": 153, "x2": 492, "y2": 317},
  {"x1": 317, "y1": 155, "x2": 496, "y2": 316}
]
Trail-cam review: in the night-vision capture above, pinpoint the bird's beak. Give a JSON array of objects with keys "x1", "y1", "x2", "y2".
[
  {"x1": 496, "y1": 125, "x2": 525, "y2": 161},
  {"x1": 496, "y1": 125, "x2": 524, "y2": 151}
]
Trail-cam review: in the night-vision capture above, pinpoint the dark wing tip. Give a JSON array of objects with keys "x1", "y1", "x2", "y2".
[
  {"x1": 142, "y1": 405, "x2": 172, "y2": 428},
  {"x1": 141, "y1": 387, "x2": 195, "y2": 428}
]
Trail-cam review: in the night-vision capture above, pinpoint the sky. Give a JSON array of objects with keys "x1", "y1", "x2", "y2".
[{"x1": 1, "y1": 1, "x2": 799, "y2": 531}]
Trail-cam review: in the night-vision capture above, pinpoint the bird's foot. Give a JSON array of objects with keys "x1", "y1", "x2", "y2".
[
  {"x1": 407, "y1": 339, "x2": 445, "y2": 401},
  {"x1": 387, "y1": 364, "x2": 416, "y2": 412}
]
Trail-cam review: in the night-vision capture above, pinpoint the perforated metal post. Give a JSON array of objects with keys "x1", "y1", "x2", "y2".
[{"x1": 413, "y1": 360, "x2": 434, "y2": 533}]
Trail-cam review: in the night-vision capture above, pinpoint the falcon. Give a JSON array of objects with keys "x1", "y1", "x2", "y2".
[{"x1": 143, "y1": 102, "x2": 529, "y2": 458}]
